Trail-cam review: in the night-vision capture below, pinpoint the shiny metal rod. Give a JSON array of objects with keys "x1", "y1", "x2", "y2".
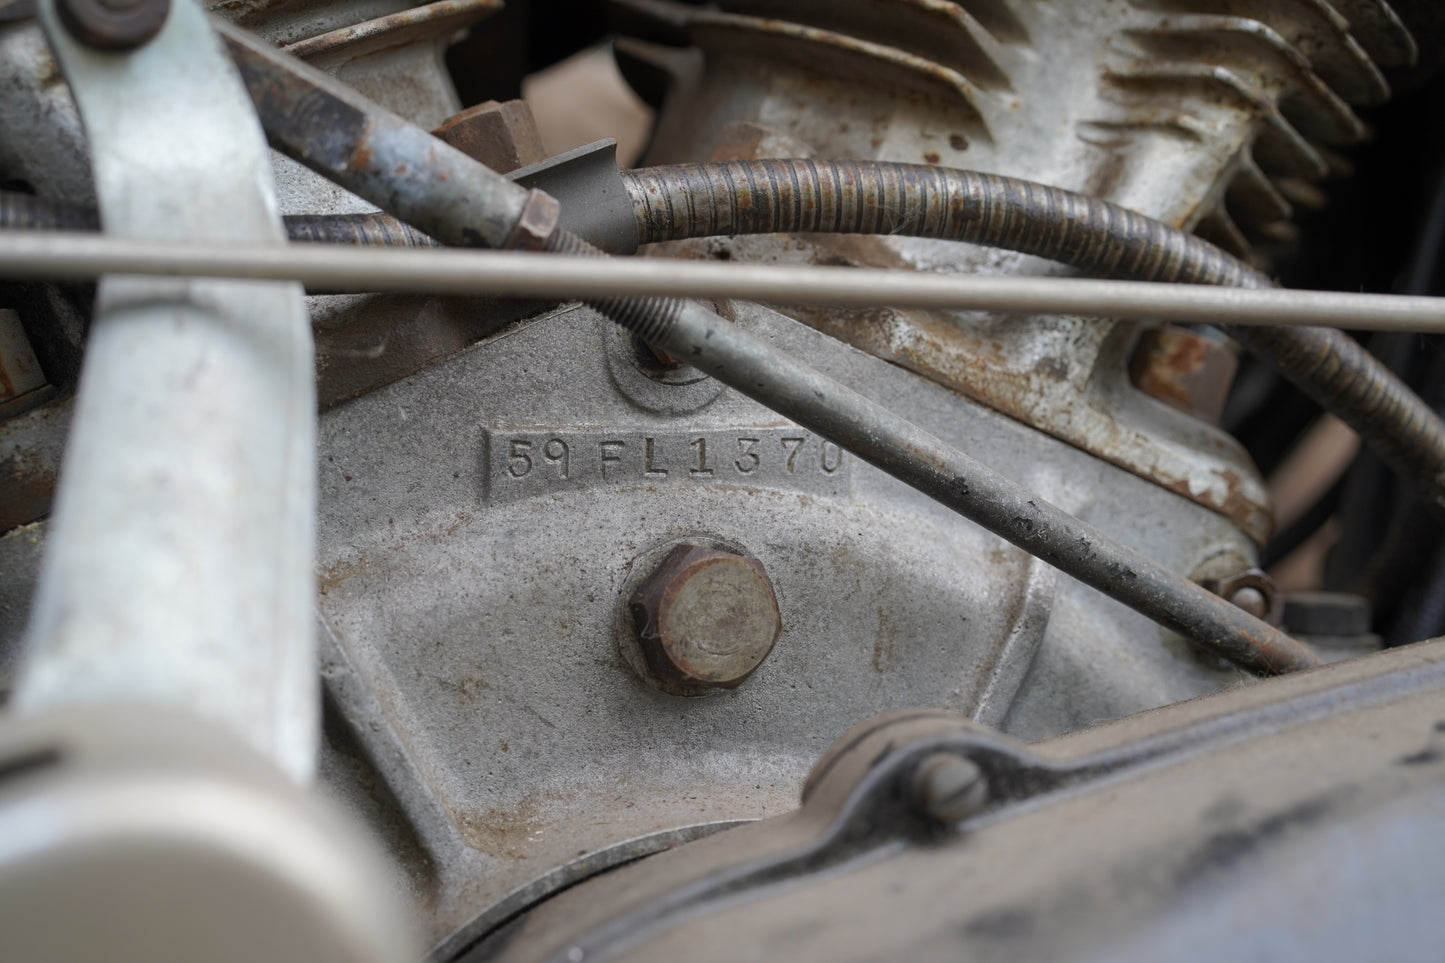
[{"x1": 4, "y1": 231, "x2": 1445, "y2": 331}]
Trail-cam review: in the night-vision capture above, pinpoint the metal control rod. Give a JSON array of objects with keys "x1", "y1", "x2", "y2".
[
  {"x1": 4, "y1": 231, "x2": 1445, "y2": 332},
  {"x1": 636, "y1": 297, "x2": 1324, "y2": 674}
]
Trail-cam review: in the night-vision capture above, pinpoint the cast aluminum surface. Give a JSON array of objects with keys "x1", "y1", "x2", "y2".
[{"x1": 313, "y1": 297, "x2": 1253, "y2": 945}]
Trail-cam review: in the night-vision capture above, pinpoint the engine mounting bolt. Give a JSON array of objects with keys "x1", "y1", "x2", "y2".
[
  {"x1": 57, "y1": 0, "x2": 169, "y2": 50},
  {"x1": 910, "y1": 752, "x2": 987, "y2": 824},
  {"x1": 629, "y1": 544, "x2": 782, "y2": 693},
  {"x1": 432, "y1": 99, "x2": 548, "y2": 174}
]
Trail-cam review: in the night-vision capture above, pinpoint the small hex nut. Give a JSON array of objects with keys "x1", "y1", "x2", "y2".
[
  {"x1": 629, "y1": 545, "x2": 782, "y2": 695},
  {"x1": 1201, "y1": 567, "x2": 1280, "y2": 624},
  {"x1": 503, "y1": 189, "x2": 560, "y2": 251},
  {"x1": 432, "y1": 99, "x2": 548, "y2": 173}
]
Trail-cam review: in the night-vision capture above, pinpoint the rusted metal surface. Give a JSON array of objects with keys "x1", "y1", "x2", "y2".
[
  {"x1": 218, "y1": 17, "x2": 529, "y2": 249},
  {"x1": 432, "y1": 99, "x2": 547, "y2": 174},
  {"x1": 1128, "y1": 324, "x2": 1239, "y2": 424},
  {"x1": 284, "y1": 211, "x2": 436, "y2": 247},
  {"x1": 624, "y1": 159, "x2": 1268, "y2": 285},
  {"x1": 277, "y1": 0, "x2": 500, "y2": 66},
  {"x1": 628, "y1": 543, "x2": 783, "y2": 695},
  {"x1": 3, "y1": 4, "x2": 1425, "y2": 955},
  {"x1": 305, "y1": 295, "x2": 1270, "y2": 949},
  {"x1": 622, "y1": 161, "x2": 1445, "y2": 544},
  {"x1": 502, "y1": 189, "x2": 560, "y2": 252},
  {"x1": 616, "y1": 0, "x2": 1432, "y2": 553},
  {"x1": 630, "y1": 297, "x2": 1322, "y2": 675},
  {"x1": 0, "y1": 395, "x2": 67, "y2": 533}
]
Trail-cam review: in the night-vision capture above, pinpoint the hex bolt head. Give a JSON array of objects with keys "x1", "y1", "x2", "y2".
[
  {"x1": 910, "y1": 753, "x2": 987, "y2": 824},
  {"x1": 57, "y1": 0, "x2": 169, "y2": 49},
  {"x1": 629, "y1": 544, "x2": 782, "y2": 694}
]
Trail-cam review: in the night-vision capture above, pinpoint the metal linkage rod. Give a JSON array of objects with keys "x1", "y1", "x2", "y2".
[
  {"x1": 649, "y1": 303, "x2": 1324, "y2": 673},
  {"x1": 4, "y1": 231, "x2": 1445, "y2": 332},
  {"x1": 217, "y1": 17, "x2": 533, "y2": 251},
  {"x1": 165, "y1": 21, "x2": 1321, "y2": 674}
]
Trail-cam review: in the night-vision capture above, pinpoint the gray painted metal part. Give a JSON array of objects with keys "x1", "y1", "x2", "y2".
[
  {"x1": 13, "y1": 0, "x2": 318, "y2": 782},
  {"x1": 0, "y1": 704, "x2": 412, "y2": 963},
  {"x1": 477, "y1": 637, "x2": 1445, "y2": 963},
  {"x1": 510, "y1": 139, "x2": 642, "y2": 254}
]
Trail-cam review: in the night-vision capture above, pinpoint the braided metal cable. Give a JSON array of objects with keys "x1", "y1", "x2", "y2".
[
  {"x1": 623, "y1": 159, "x2": 1445, "y2": 516},
  {"x1": 623, "y1": 160, "x2": 1264, "y2": 286}
]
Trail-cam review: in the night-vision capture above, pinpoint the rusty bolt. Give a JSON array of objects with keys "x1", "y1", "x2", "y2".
[
  {"x1": 57, "y1": 0, "x2": 169, "y2": 49},
  {"x1": 432, "y1": 99, "x2": 548, "y2": 174},
  {"x1": 1129, "y1": 325, "x2": 1239, "y2": 426},
  {"x1": 629, "y1": 545, "x2": 782, "y2": 694},
  {"x1": 503, "y1": 188, "x2": 560, "y2": 251},
  {"x1": 1202, "y1": 567, "x2": 1281, "y2": 625}
]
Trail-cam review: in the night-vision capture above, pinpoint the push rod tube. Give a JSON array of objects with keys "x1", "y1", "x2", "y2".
[{"x1": 206, "y1": 20, "x2": 1318, "y2": 673}]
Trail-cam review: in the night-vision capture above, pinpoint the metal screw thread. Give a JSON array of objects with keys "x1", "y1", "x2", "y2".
[{"x1": 545, "y1": 228, "x2": 685, "y2": 346}]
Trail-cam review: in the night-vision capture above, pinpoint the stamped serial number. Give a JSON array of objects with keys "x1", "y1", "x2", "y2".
[{"x1": 483, "y1": 428, "x2": 849, "y2": 502}]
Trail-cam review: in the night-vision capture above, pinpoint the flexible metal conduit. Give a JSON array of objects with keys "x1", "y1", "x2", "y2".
[{"x1": 622, "y1": 160, "x2": 1445, "y2": 519}]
